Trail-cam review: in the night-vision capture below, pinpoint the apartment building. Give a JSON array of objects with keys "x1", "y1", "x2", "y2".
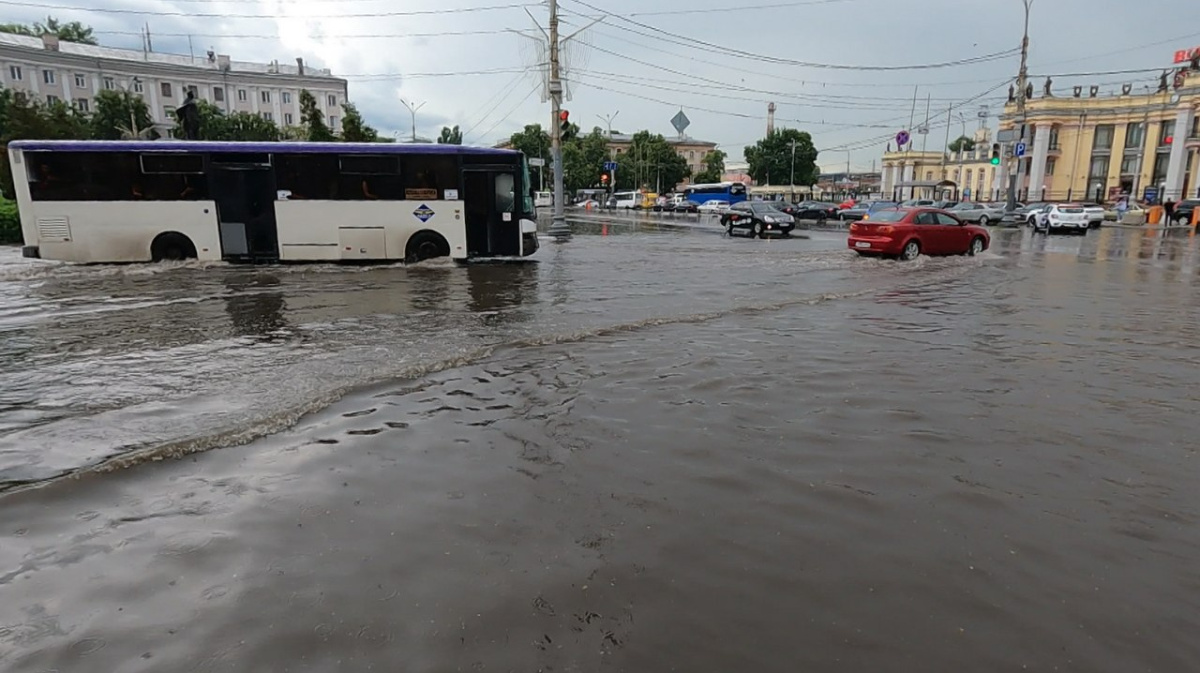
[{"x1": 0, "y1": 32, "x2": 349, "y2": 134}]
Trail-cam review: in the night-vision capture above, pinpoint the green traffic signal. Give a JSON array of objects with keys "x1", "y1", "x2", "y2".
[{"x1": 990, "y1": 157, "x2": 1000, "y2": 165}]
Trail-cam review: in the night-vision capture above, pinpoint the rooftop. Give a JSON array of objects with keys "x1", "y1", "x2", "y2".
[
  {"x1": 606, "y1": 133, "x2": 717, "y2": 147},
  {"x1": 0, "y1": 32, "x2": 337, "y2": 78}
]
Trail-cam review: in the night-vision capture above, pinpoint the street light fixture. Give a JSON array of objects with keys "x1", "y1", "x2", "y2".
[{"x1": 400, "y1": 98, "x2": 426, "y2": 143}]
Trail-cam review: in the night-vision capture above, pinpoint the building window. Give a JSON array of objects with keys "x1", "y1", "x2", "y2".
[
  {"x1": 132, "y1": 79, "x2": 144, "y2": 93},
  {"x1": 1048, "y1": 126, "x2": 1060, "y2": 151},
  {"x1": 161, "y1": 82, "x2": 173, "y2": 98},
  {"x1": 1119, "y1": 155, "x2": 1138, "y2": 176},
  {"x1": 329, "y1": 115, "x2": 338, "y2": 129},
  {"x1": 281, "y1": 91, "x2": 292, "y2": 104},
  {"x1": 1152, "y1": 151, "x2": 1170, "y2": 185},
  {"x1": 1087, "y1": 155, "x2": 1110, "y2": 200},
  {"x1": 965, "y1": 169, "x2": 972, "y2": 184},
  {"x1": 185, "y1": 85, "x2": 198, "y2": 98},
  {"x1": 213, "y1": 87, "x2": 224, "y2": 102},
  {"x1": 46, "y1": 94, "x2": 59, "y2": 104},
  {"x1": 164, "y1": 105, "x2": 174, "y2": 120},
  {"x1": 237, "y1": 89, "x2": 247, "y2": 102},
  {"x1": 74, "y1": 98, "x2": 89, "y2": 112},
  {"x1": 102, "y1": 77, "x2": 114, "y2": 90},
  {"x1": 74, "y1": 73, "x2": 86, "y2": 88},
  {"x1": 9, "y1": 65, "x2": 22, "y2": 81},
  {"x1": 1159, "y1": 120, "x2": 1175, "y2": 146},
  {"x1": 1092, "y1": 124, "x2": 1114, "y2": 150},
  {"x1": 261, "y1": 90, "x2": 271, "y2": 103},
  {"x1": 262, "y1": 111, "x2": 273, "y2": 122},
  {"x1": 1124, "y1": 122, "x2": 1144, "y2": 149},
  {"x1": 42, "y1": 69, "x2": 55, "y2": 85},
  {"x1": 1045, "y1": 158, "x2": 1056, "y2": 176},
  {"x1": 284, "y1": 112, "x2": 294, "y2": 125},
  {"x1": 925, "y1": 171, "x2": 933, "y2": 181},
  {"x1": 327, "y1": 94, "x2": 337, "y2": 107}
]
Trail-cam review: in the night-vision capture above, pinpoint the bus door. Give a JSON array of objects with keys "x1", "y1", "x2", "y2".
[
  {"x1": 209, "y1": 157, "x2": 279, "y2": 262},
  {"x1": 463, "y1": 168, "x2": 520, "y2": 257}
]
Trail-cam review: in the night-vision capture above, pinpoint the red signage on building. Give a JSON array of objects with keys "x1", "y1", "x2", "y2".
[{"x1": 1174, "y1": 47, "x2": 1200, "y2": 64}]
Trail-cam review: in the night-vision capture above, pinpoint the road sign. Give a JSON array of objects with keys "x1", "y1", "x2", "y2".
[
  {"x1": 1144, "y1": 186, "x2": 1159, "y2": 203},
  {"x1": 529, "y1": 158, "x2": 545, "y2": 167},
  {"x1": 671, "y1": 110, "x2": 691, "y2": 135},
  {"x1": 896, "y1": 130, "x2": 910, "y2": 147},
  {"x1": 1014, "y1": 142, "x2": 1027, "y2": 158},
  {"x1": 603, "y1": 161, "x2": 618, "y2": 171},
  {"x1": 996, "y1": 129, "x2": 1017, "y2": 143}
]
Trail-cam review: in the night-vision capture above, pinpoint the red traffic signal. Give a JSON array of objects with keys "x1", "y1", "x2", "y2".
[
  {"x1": 1164, "y1": 135, "x2": 1173, "y2": 145},
  {"x1": 559, "y1": 110, "x2": 570, "y2": 122},
  {"x1": 601, "y1": 173, "x2": 609, "y2": 183}
]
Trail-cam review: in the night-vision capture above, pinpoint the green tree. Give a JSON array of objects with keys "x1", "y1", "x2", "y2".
[
  {"x1": 438, "y1": 125, "x2": 463, "y2": 145},
  {"x1": 299, "y1": 89, "x2": 334, "y2": 141},
  {"x1": 339, "y1": 102, "x2": 377, "y2": 142},
  {"x1": 173, "y1": 100, "x2": 278, "y2": 141},
  {"x1": 507, "y1": 123, "x2": 550, "y2": 189},
  {"x1": 744, "y1": 128, "x2": 818, "y2": 187},
  {"x1": 615, "y1": 131, "x2": 690, "y2": 192},
  {"x1": 562, "y1": 129, "x2": 611, "y2": 192},
  {"x1": 948, "y1": 135, "x2": 976, "y2": 153},
  {"x1": 694, "y1": 149, "x2": 727, "y2": 184},
  {"x1": 0, "y1": 17, "x2": 97, "y2": 44},
  {"x1": 91, "y1": 90, "x2": 155, "y2": 139}
]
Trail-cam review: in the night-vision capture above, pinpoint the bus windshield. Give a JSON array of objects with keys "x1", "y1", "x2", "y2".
[{"x1": 521, "y1": 156, "x2": 535, "y2": 215}]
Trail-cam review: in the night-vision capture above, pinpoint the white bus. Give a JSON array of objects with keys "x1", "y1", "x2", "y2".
[
  {"x1": 612, "y1": 191, "x2": 640, "y2": 209},
  {"x1": 7, "y1": 140, "x2": 540, "y2": 264},
  {"x1": 533, "y1": 191, "x2": 552, "y2": 208}
]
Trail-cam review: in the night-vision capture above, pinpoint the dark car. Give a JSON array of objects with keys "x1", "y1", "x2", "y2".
[
  {"x1": 721, "y1": 201, "x2": 796, "y2": 238},
  {"x1": 1171, "y1": 199, "x2": 1200, "y2": 225},
  {"x1": 840, "y1": 200, "x2": 899, "y2": 222},
  {"x1": 669, "y1": 200, "x2": 699, "y2": 214},
  {"x1": 778, "y1": 201, "x2": 839, "y2": 224}
]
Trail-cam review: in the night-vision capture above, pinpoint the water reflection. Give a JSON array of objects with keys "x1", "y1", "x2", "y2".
[
  {"x1": 465, "y1": 261, "x2": 539, "y2": 313},
  {"x1": 224, "y1": 274, "x2": 288, "y2": 340}
]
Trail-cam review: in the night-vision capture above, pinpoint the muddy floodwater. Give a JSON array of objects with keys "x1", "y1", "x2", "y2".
[{"x1": 2, "y1": 220, "x2": 1199, "y2": 672}]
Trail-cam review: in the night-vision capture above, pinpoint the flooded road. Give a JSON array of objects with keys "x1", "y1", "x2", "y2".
[{"x1": 2, "y1": 221, "x2": 1200, "y2": 671}]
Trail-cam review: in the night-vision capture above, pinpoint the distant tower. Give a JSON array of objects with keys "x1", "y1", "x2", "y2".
[{"x1": 767, "y1": 102, "x2": 776, "y2": 135}]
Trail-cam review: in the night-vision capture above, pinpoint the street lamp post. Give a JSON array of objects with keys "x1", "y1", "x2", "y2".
[
  {"x1": 597, "y1": 111, "x2": 619, "y2": 195},
  {"x1": 400, "y1": 98, "x2": 426, "y2": 143}
]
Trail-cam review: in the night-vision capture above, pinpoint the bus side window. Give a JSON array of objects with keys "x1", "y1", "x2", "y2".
[
  {"x1": 275, "y1": 154, "x2": 339, "y2": 200},
  {"x1": 404, "y1": 155, "x2": 458, "y2": 197},
  {"x1": 339, "y1": 155, "x2": 403, "y2": 200},
  {"x1": 494, "y1": 174, "x2": 515, "y2": 213}
]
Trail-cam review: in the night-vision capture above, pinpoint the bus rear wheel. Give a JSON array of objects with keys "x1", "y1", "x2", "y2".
[
  {"x1": 405, "y1": 231, "x2": 450, "y2": 263},
  {"x1": 150, "y1": 232, "x2": 197, "y2": 262}
]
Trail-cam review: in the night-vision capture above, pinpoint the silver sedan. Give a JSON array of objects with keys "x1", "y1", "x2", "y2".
[{"x1": 949, "y1": 202, "x2": 1010, "y2": 226}]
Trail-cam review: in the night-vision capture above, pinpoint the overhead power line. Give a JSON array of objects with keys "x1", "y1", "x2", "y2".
[
  {"x1": 627, "y1": 0, "x2": 855, "y2": 15},
  {"x1": 562, "y1": 0, "x2": 1019, "y2": 71},
  {"x1": 0, "y1": 0, "x2": 533, "y2": 18},
  {"x1": 94, "y1": 28, "x2": 512, "y2": 39}
]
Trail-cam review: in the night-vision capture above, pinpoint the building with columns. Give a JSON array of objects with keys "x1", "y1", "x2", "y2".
[
  {"x1": 1, "y1": 32, "x2": 349, "y2": 135},
  {"x1": 998, "y1": 68, "x2": 1199, "y2": 203},
  {"x1": 881, "y1": 57, "x2": 1200, "y2": 205},
  {"x1": 880, "y1": 146, "x2": 1000, "y2": 202}
]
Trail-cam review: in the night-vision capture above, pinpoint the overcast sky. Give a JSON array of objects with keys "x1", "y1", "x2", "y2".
[{"x1": 5, "y1": 0, "x2": 1197, "y2": 170}]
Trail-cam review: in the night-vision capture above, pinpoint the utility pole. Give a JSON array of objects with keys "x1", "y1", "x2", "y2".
[
  {"x1": 1008, "y1": 0, "x2": 1032, "y2": 210},
  {"x1": 401, "y1": 98, "x2": 426, "y2": 143},
  {"x1": 789, "y1": 139, "x2": 796, "y2": 202},
  {"x1": 597, "y1": 111, "x2": 619, "y2": 198},
  {"x1": 546, "y1": 0, "x2": 570, "y2": 239}
]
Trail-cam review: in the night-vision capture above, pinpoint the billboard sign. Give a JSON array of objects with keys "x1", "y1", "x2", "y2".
[{"x1": 1173, "y1": 47, "x2": 1200, "y2": 64}]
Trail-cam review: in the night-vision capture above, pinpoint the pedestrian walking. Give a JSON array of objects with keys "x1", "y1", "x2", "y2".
[
  {"x1": 1115, "y1": 195, "x2": 1129, "y2": 222},
  {"x1": 1164, "y1": 198, "x2": 1176, "y2": 224}
]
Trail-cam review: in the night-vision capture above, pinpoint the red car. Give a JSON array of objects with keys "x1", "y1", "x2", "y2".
[{"x1": 848, "y1": 208, "x2": 990, "y2": 261}]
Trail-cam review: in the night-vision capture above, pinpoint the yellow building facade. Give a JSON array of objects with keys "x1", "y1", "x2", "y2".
[{"x1": 882, "y1": 63, "x2": 1200, "y2": 204}]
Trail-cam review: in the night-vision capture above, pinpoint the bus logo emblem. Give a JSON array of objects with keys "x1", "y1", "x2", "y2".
[{"x1": 413, "y1": 204, "x2": 435, "y2": 223}]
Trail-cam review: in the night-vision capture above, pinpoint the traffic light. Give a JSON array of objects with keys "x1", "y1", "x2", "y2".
[
  {"x1": 1164, "y1": 135, "x2": 1174, "y2": 145},
  {"x1": 600, "y1": 173, "x2": 609, "y2": 185},
  {"x1": 990, "y1": 143, "x2": 1001, "y2": 165},
  {"x1": 559, "y1": 110, "x2": 575, "y2": 142}
]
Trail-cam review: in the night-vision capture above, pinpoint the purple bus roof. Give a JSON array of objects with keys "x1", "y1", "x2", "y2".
[{"x1": 8, "y1": 139, "x2": 522, "y2": 157}]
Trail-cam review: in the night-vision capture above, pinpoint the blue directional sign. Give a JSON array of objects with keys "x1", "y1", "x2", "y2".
[
  {"x1": 603, "y1": 161, "x2": 618, "y2": 171},
  {"x1": 1015, "y1": 142, "x2": 1027, "y2": 158}
]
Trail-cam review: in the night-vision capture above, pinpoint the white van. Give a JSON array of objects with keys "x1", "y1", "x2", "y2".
[
  {"x1": 613, "y1": 191, "x2": 640, "y2": 209},
  {"x1": 534, "y1": 191, "x2": 552, "y2": 208}
]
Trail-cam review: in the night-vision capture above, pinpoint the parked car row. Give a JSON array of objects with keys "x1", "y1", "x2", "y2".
[{"x1": 1000, "y1": 202, "x2": 1104, "y2": 231}]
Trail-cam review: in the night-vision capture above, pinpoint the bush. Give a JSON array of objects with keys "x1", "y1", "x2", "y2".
[{"x1": 0, "y1": 197, "x2": 22, "y2": 244}]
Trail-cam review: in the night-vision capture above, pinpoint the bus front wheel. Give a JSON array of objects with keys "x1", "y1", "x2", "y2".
[
  {"x1": 151, "y1": 232, "x2": 197, "y2": 262},
  {"x1": 405, "y1": 231, "x2": 450, "y2": 263}
]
